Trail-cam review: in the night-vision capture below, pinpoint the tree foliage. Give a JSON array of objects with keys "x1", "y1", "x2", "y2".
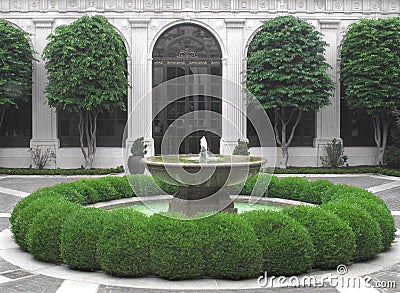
[
  {"x1": 340, "y1": 18, "x2": 400, "y2": 164},
  {"x1": 246, "y1": 16, "x2": 334, "y2": 167},
  {"x1": 43, "y1": 15, "x2": 128, "y2": 168},
  {"x1": 0, "y1": 19, "x2": 34, "y2": 129}
]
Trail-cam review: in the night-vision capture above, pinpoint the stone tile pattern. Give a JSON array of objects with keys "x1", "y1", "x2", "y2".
[
  {"x1": 307, "y1": 176, "x2": 393, "y2": 189},
  {"x1": 0, "y1": 218, "x2": 10, "y2": 232},
  {"x1": 366, "y1": 262, "x2": 400, "y2": 293},
  {"x1": 0, "y1": 193, "x2": 20, "y2": 213},
  {"x1": 0, "y1": 275, "x2": 63, "y2": 293},
  {"x1": 376, "y1": 187, "x2": 400, "y2": 212}
]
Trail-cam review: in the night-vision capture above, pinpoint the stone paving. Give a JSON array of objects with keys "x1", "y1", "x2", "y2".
[{"x1": 0, "y1": 174, "x2": 398, "y2": 292}]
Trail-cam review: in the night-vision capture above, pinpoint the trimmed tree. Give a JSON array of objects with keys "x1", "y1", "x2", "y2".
[
  {"x1": 43, "y1": 15, "x2": 128, "y2": 168},
  {"x1": 340, "y1": 17, "x2": 400, "y2": 165},
  {"x1": 246, "y1": 16, "x2": 334, "y2": 168},
  {"x1": 0, "y1": 19, "x2": 34, "y2": 130}
]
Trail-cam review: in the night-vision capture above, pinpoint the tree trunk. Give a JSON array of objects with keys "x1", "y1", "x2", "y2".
[
  {"x1": 372, "y1": 111, "x2": 392, "y2": 165},
  {"x1": 0, "y1": 107, "x2": 6, "y2": 130},
  {"x1": 78, "y1": 110, "x2": 98, "y2": 169},
  {"x1": 275, "y1": 108, "x2": 302, "y2": 169},
  {"x1": 280, "y1": 146, "x2": 289, "y2": 169}
]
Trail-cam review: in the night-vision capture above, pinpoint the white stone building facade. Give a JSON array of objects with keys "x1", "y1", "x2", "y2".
[{"x1": 0, "y1": 0, "x2": 398, "y2": 168}]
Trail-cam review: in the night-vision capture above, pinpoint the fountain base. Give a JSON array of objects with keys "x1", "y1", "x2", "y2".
[{"x1": 169, "y1": 186, "x2": 237, "y2": 217}]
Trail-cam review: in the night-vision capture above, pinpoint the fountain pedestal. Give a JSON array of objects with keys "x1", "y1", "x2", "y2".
[{"x1": 170, "y1": 186, "x2": 237, "y2": 217}]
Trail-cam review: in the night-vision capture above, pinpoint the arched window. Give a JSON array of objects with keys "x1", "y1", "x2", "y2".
[{"x1": 152, "y1": 24, "x2": 222, "y2": 154}]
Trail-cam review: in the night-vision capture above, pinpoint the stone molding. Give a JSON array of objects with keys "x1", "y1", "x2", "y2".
[{"x1": 0, "y1": 0, "x2": 398, "y2": 14}]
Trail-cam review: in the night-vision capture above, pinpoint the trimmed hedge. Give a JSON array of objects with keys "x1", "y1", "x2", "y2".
[
  {"x1": 27, "y1": 200, "x2": 79, "y2": 262},
  {"x1": 0, "y1": 166, "x2": 123, "y2": 175},
  {"x1": 321, "y1": 184, "x2": 387, "y2": 207},
  {"x1": 241, "y1": 210, "x2": 315, "y2": 276},
  {"x1": 148, "y1": 213, "x2": 205, "y2": 280},
  {"x1": 196, "y1": 212, "x2": 263, "y2": 280},
  {"x1": 11, "y1": 195, "x2": 66, "y2": 251},
  {"x1": 321, "y1": 201, "x2": 382, "y2": 261},
  {"x1": 96, "y1": 209, "x2": 151, "y2": 276},
  {"x1": 283, "y1": 206, "x2": 356, "y2": 269},
  {"x1": 61, "y1": 208, "x2": 107, "y2": 271},
  {"x1": 10, "y1": 174, "x2": 395, "y2": 280},
  {"x1": 334, "y1": 196, "x2": 395, "y2": 251}
]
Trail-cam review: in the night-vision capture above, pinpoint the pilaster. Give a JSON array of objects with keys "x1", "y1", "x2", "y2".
[
  {"x1": 30, "y1": 19, "x2": 59, "y2": 152},
  {"x1": 314, "y1": 20, "x2": 341, "y2": 165},
  {"x1": 221, "y1": 19, "x2": 246, "y2": 155},
  {"x1": 127, "y1": 19, "x2": 154, "y2": 155}
]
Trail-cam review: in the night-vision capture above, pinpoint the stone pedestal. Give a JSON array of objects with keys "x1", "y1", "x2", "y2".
[{"x1": 169, "y1": 187, "x2": 237, "y2": 217}]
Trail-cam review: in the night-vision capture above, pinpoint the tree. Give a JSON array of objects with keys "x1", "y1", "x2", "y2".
[
  {"x1": 43, "y1": 15, "x2": 128, "y2": 169},
  {"x1": 0, "y1": 19, "x2": 34, "y2": 130},
  {"x1": 246, "y1": 16, "x2": 334, "y2": 168},
  {"x1": 340, "y1": 18, "x2": 400, "y2": 165}
]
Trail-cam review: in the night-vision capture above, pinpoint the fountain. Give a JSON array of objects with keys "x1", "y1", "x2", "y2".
[{"x1": 142, "y1": 137, "x2": 265, "y2": 217}]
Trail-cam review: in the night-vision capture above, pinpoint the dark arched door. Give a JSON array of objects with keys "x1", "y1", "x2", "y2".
[{"x1": 152, "y1": 24, "x2": 222, "y2": 155}]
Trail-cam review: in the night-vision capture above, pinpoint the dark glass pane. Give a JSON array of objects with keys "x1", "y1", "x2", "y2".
[
  {"x1": 152, "y1": 24, "x2": 222, "y2": 155},
  {"x1": 0, "y1": 99, "x2": 32, "y2": 147},
  {"x1": 58, "y1": 100, "x2": 127, "y2": 147}
]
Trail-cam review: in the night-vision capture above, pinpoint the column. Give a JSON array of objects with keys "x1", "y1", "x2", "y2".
[
  {"x1": 127, "y1": 19, "x2": 153, "y2": 155},
  {"x1": 314, "y1": 20, "x2": 341, "y2": 165},
  {"x1": 221, "y1": 19, "x2": 247, "y2": 155},
  {"x1": 30, "y1": 19, "x2": 59, "y2": 151}
]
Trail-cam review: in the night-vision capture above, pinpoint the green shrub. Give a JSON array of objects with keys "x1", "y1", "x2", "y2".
[
  {"x1": 268, "y1": 177, "x2": 309, "y2": 202},
  {"x1": 61, "y1": 208, "x2": 107, "y2": 271},
  {"x1": 241, "y1": 210, "x2": 315, "y2": 276},
  {"x1": 27, "y1": 200, "x2": 80, "y2": 262},
  {"x1": 335, "y1": 196, "x2": 395, "y2": 251},
  {"x1": 151, "y1": 176, "x2": 178, "y2": 195},
  {"x1": 10, "y1": 187, "x2": 60, "y2": 226},
  {"x1": 322, "y1": 201, "x2": 382, "y2": 261},
  {"x1": 384, "y1": 146, "x2": 400, "y2": 169},
  {"x1": 46, "y1": 182, "x2": 88, "y2": 204},
  {"x1": 321, "y1": 184, "x2": 387, "y2": 207},
  {"x1": 265, "y1": 175, "x2": 280, "y2": 197},
  {"x1": 97, "y1": 209, "x2": 150, "y2": 276},
  {"x1": 196, "y1": 212, "x2": 263, "y2": 279},
  {"x1": 100, "y1": 176, "x2": 135, "y2": 198},
  {"x1": 11, "y1": 195, "x2": 66, "y2": 251},
  {"x1": 80, "y1": 179, "x2": 118, "y2": 203},
  {"x1": 0, "y1": 166, "x2": 124, "y2": 175},
  {"x1": 63, "y1": 180, "x2": 97, "y2": 204},
  {"x1": 284, "y1": 206, "x2": 356, "y2": 269},
  {"x1": 301, "y1": 180, "x2": 334, "y2": 204},
  {"x1": 126, "y1": 174, "x2": 174, "y2": 196},
  {"x1": 148, "y1": 214, "x2": 205, "y2": 280}
]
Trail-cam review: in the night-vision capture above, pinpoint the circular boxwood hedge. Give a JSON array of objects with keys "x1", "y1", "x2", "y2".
[
  {"x1": 61, "y1": 207, "x2": 107, "y2": 271},
  {"x1": 9, "y1": 174, "x2": 396, "y2": 280},
  {"x1": 96, "y1": 209, "x2": 151, "y2": 277},
  {"x1": 321, "y1": 201, "x2": 382, "y2": 261},
  {"x1": 283, "y1": 206, "x2": 356, "y2": 269},
  {"x1": 240, "y1": 210, "x2": 315, "y2": 276},
  {"x1": 27, "y1": 200, "x2": 79, "y2": 262},
  {"x1": 148, "y1": 213, "x2": 205, "y2": 280},
  {"x1": 196, "y1": 212, "x2": 263, "y2": 280}
]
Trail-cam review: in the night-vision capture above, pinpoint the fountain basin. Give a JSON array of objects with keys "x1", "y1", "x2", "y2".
[
  {"x1": 142, "y1": 155, "x2": 265, "y2": 216},
  {"x1": 142, "y1": 155, "x2": 265, "y2": 188}
]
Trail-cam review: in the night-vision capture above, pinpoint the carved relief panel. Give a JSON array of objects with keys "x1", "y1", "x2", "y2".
[{"x1": 296, "y1": 0, "x2": 307, "y2": 10}]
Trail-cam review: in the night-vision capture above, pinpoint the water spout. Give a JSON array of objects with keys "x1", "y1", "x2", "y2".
[{"x1": 199, "y1": 136, "x2": 208, "y2": 163}]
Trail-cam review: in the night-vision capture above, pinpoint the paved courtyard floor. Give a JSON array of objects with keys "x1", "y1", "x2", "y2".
[{"x1": 0, "y1": 174, "x2": 399, "y2": 292}]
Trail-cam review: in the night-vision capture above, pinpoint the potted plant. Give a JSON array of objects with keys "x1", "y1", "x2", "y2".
[{"x1": 128, "y1": 137, "x2": 147, "y2": 174}]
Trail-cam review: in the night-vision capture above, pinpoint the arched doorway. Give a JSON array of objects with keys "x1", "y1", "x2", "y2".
[{"x1": 152, "y1": 24, "x2": 222, "y2": 155}]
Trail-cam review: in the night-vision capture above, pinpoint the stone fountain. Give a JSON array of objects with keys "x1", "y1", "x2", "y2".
[{"x1": 142, "y1": 137, "x2": 265, "y2": 217}]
